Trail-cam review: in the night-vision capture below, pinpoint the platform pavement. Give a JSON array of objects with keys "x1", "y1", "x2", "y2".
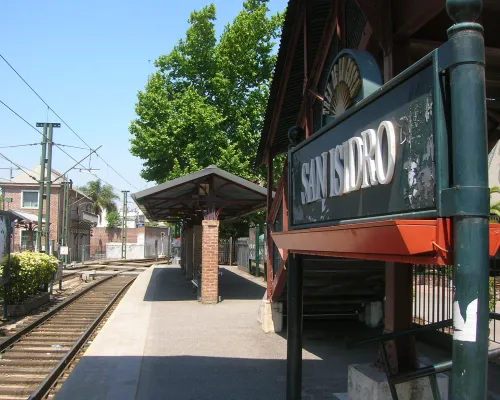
[
  {"x1": 55, "y1": 264, "x2": 500, "y2": 400},
  {"x1": 56, "y1": 264, "x2": 293, "y2": 400}
]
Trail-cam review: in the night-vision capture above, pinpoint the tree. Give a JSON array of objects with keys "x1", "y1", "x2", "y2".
[
  {"x1": 79, "y1": 179, "x2": 119, "y2": 215},
  {"x1": 130, "y1": 1, "x2": 283, "y2": 184},
  {"x1": 491, "y1": 186, "x2": 500, "y2": 217},
  {"x1": 106, "y1": 211, "x2": 122, "y2": 228}
]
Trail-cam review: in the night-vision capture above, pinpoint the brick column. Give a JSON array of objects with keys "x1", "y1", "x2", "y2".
[
  {"x1": 185, "y1": 227, "x2": 193, "y2": 279},
  {"x1": 201, "y1": 220, "x2": 219, "y2": 304},
  {"x1": 193, "y1": 225, "x2": 203, "y2": 279}
]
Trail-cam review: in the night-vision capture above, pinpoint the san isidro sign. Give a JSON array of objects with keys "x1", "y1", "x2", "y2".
[
  {"x1": 300, "y1": 119, "x2": 396, "y2": 204},
  {"x1": 290, "y1": 51, "x2": 439, "y2": 228}
]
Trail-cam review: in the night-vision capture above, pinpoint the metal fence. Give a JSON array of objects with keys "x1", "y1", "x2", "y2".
[
  {"x1": 412, "y1": 262, "x2": 500, "y2": 344},
  {"x1": 235, "y1": 235, "x2": 267, "y2": 271},
  {"x1": 412, "y1": 265, "x2": 453, "y2": 334},
  {"x1": 218, "y1": 239, "x2": 237, "y2": 265},
  {"x1": 236, "y1": 238, "x2": 250, "y2": 270}
]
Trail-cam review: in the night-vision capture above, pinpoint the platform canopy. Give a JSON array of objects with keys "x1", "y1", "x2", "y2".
[
  {"x1": 131, "y1": 165, "x2": 271, "y2": 222},
  {"x1": 9, "y1": 210, "x2": 44, "y2": 228}
]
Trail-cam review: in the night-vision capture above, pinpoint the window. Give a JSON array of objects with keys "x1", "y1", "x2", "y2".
[
  {"x1": 22, "y1": 191, "x2": 38, "y2": 209},
  {"x1": 21, "y1": 230, "x2": 36, "y2": 250}
]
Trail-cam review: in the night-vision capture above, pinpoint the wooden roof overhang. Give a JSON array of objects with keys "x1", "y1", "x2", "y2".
[
  {"x1": 256, "y1": 0, "x2": 500, "y2": 167},
  {"x1": 272, "y1": 219, "x2": 500, "y2": 266},
  {"x1": 131, "y1": 166, "x2": 272, "y2": 223}
]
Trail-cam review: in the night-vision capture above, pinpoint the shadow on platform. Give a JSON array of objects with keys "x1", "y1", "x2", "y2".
[
  {"x1": 143, "y1": 266, "x2": 266, "y2": 302},
  {"x1": 56, "y1": 353, "x2": 364, "y2": 400}
]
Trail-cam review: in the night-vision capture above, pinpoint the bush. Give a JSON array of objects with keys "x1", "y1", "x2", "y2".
[
  {"x1": 106, "y1": 211, "x2": 122, "y2": 228},
  {"x1": 0, "y1": 252, "x2": 59, "y2": 304},
  {"x1": 490, "y1": 276, "x2": 497, "y2": 313}
]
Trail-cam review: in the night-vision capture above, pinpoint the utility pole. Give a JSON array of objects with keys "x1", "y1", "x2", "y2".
[
  {"x1": 121, "y1": 191, "x2": 129, "y2": 259},
  {"x1": 36, "y1": 125, "x2": 48, "y2": 252},
  {"x1": 41, "y1": 123, "x2": 60, "y2": 254},
  {"x1": 36, "y1": 122, "x2": 60, "y2": 253},
  {"x1": 61, "y1": 178, "x2": 70, "y2": 265}
]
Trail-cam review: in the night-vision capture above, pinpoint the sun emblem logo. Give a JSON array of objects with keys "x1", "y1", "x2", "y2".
[{"x1": 323, "y1": 55, "x2": 362, "y2": 118}]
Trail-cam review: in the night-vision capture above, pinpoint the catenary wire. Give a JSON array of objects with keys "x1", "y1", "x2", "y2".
[
  {"x1": 0, "y1": 143, "x2": 40, "y2": 149},
  {"x1": 0, "y1": 54, "x2": 139, "y2": 191},
  {"x1": 0, "y1": 152, "x2": 38, "y2": 182},
  {"x1": 0, "y1": 98, "x2": 125, "y2": 192}
]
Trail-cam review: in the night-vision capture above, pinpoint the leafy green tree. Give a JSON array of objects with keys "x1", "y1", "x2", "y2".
[
  {"x1": 79, "y1": 179, "x2": 119, "y2": 215},
  {"x1": 130, "y1": 1, "x2": 283, "y2": 184},
  {"x1": 491, "y1": 186, "x2": 500, "y2": 217},
  {"x1": 106, "y1": 211, "x2": 122, "y2": 228}
]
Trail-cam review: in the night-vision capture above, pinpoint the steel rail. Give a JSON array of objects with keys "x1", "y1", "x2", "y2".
[
  {"x1": 0, "y1": 274, "x2": 115, "y2": 352},
  {"x1": 28, "y1": 276, "x2": 136, "y2": 400}
]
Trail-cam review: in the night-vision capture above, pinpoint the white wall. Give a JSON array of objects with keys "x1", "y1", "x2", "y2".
[{"x1": 106, "y1": 243, "x2": 145, "y2": 259}]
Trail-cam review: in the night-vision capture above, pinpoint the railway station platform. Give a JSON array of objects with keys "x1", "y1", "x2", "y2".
[{"x1": 55, "y1": 264, "x2": 500, "y2": 400}]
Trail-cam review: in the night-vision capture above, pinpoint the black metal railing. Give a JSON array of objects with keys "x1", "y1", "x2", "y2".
[{"x1": 413, "y1": 262, "x2": 500, "y2": 344}]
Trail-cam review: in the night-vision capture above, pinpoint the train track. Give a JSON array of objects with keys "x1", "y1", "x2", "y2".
[{"x1": 0, "y1": 274, "x2": 136, "y2": 400}]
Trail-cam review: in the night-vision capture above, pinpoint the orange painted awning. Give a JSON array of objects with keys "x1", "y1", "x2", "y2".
[{"x1": 271, "y1": 219, "x2": 500, "y2": 265}]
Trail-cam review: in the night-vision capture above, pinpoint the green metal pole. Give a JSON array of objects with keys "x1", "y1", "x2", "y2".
[
  {"x1": 61, "y1": 180, "x2": 70, "y2": 265},
  {"x1": 37, "y1": 125, "x2": 47, "y2": 252},
  {"x1": 44, "y1": 124, "x2": 54, "y2": 254},
  {"x1": 255, "y1": 224, "x2": 261, "y2": 277},
  {"x1": 121, "y1": 191, "x2": 128, "y2": 259},
  {"x1": 286, "y1": 253, "x2": 303, "y2": 400},
  {"x1": 446, "y1": 1, "x2": 490, "y2": 399}
]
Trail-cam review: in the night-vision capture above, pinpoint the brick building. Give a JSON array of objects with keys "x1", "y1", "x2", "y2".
[{"x1": 0, "y1": 166, "x2": 98, "y2": 260}]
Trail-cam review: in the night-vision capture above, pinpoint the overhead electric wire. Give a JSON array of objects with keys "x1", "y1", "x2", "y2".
[
  {"x1": 0, "y1": 100, "x2": 44, "y2": 137},
  {"x1": 0, "y1": 97, "x2": 124, "y2": 192},
  {"x1": 94, "y1": 153, "x2": 139, "y2": 191},
  {"x1": 53, "y1": 143, "x2": 89, "y2": 150},
  {"x1": 0, "y1": 152, "x2": 38, "y2": 182},
  {"x1": 1, "y1": 53, "x2": 140, "y2": 192},
  {"x1": 0, "y1": 54, "x2": 93, "y2": 150},
  {"x1": 0, "y1": 143, "x2": 40, "y2": 149},
  {"x1": 53, "y1": 143, "x2": 122, "y2": 193}
]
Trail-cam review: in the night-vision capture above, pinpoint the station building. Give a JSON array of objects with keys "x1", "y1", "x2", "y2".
[{"x1": 255, "y1": 0, "x2": 500, "y2": 398}]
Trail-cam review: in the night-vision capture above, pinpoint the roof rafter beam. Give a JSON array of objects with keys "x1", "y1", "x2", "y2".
[
  {"x1": 392, "y1": 0, "x2": 445, "y2": 40},
  {"x1": 410, "y1": 38, "x2": 500, "y2": 61},
  {"x1": 297, "y1": 1, "x2": 337, "y2": 128},
  {"x1": 263, "y1": 0, "x2": 305, "y2": 164}
]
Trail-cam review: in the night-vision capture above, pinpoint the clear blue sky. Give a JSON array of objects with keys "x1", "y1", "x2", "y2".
[{"x1": 0, "y1": 0, "x2": 287, "y2": 198}]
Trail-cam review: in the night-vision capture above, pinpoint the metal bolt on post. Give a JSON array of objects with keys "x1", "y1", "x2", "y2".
[{"x1": 446, "y1": 1, "x2": 490, "y2": 399}]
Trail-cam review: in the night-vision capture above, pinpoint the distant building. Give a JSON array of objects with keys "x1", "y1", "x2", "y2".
[{"x1": 0, "y1": 166, "x2": 98, "y2": 261}]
